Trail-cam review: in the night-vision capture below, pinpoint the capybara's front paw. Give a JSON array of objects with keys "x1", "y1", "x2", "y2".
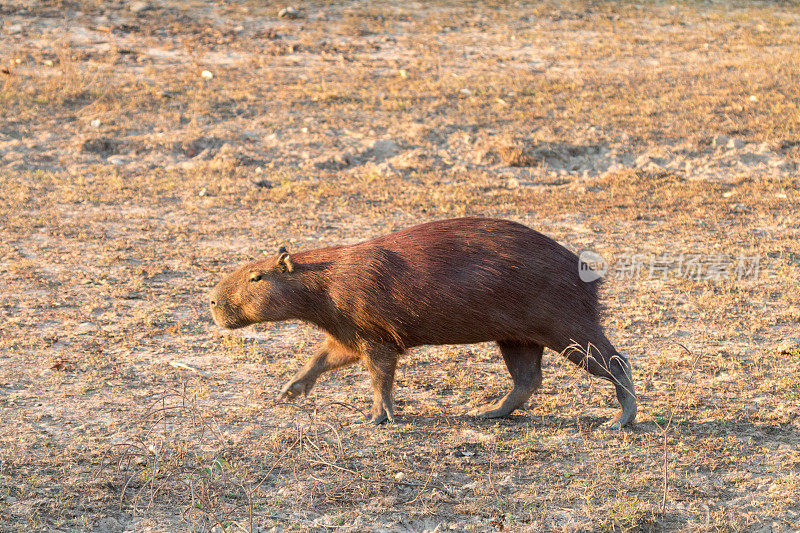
[
  {"x1": 368, "y1": 412, "x2": 388, "y2": 424},
  {"x1": 277, "y1": 377, "x2": 313, "y2": 401},
  {"x1": 367, "y1": 404, "x2": 394, "y2": 425}
]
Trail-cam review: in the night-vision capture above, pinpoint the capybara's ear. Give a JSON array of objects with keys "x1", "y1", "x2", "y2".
[{"x1": 277, "y1": 251, "x2": 294, "y2": 273}]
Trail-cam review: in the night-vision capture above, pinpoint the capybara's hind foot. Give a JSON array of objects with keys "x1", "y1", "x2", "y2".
[
  {"x1": 468, "y1": 404, "x2": 514, "y2": 419},
  {"x1": 606, "y1": 395, "x2": 637, "y2": 429},
  {"x1": 606, "y1": 357, "x2": 637, "y2": 429},
  {"x1": 468, "y1": 391, "x2": 531, "y2": 418},
  {"x1": 606, "y1": 416, "x2": 624, "y2": 431},
  {"x1": 606, "y1": 399, "x2": 636, "y2": 430}
]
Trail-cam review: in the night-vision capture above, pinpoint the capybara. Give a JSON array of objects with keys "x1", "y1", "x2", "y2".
[{"x1": 209, "y1": 217, "x2": 636, "y2": 428}]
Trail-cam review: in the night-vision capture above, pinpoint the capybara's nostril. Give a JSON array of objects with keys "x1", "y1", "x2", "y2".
[{"x1": 210, "y1": 299, "x2": 217, "y2": 307}]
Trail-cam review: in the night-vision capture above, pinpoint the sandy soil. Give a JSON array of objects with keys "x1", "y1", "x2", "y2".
[{"x1": 1, "y1": 1, "x2": 799, "y2": 531}]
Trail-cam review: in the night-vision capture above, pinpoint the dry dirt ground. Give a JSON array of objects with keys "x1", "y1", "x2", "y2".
[{"x1": 2, "y1": 0, "x2": 800, "y2": 531}]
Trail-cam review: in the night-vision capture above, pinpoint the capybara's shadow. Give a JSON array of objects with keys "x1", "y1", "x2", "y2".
[{"x1": 379, "y1": 413, "x2": 799, "y2": 443}]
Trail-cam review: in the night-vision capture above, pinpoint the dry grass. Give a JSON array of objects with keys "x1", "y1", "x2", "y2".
[{"x1": 1, "y1": 0, "x2": 799, "y2": 531}]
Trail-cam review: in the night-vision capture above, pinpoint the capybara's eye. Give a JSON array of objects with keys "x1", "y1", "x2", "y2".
[{"x1": 249, "y1": 272, "x2": 263, "y2": 283}]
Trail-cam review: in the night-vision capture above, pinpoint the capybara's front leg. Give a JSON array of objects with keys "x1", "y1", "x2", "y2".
[
  {"x1": 363, "y1": 345, "x2": 399, "y2": 424},
  {"x1": 278, "y1": 336, "x2": 360, "y2": 401}
]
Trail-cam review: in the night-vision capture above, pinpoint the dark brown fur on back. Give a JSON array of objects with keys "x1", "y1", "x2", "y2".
[{"x1": 296, "y1": 218, "x2": 600, "y2": 352}]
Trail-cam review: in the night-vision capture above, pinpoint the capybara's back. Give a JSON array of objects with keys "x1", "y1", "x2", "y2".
[
  {"x1": 324, "y1": 217, "x2": 603, "y2": 352},
  {"x1": 210, "y1": 217, "x2": 636, "y2": 428}
]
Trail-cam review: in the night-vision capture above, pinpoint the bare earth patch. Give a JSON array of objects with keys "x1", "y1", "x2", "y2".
[{"x1": 1, "y1": 1, "x2": 799, "y2": 531}]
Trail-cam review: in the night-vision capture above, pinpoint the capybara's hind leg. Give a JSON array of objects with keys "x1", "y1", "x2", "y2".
[
  {"x1": 278, "y1": 336, "x2": 360, "y2": 401},
  {"x1": 363, "y1": 344, "x2": 399, "y2": 424},
  {"x1": 562, "y1": 342, "x2": 636, "y2": 428},
  {"x1": 469, "y1": 341, "x2": 543, "y2": 418},
  {"x1": 606, "y1": 355, "x2": 636, "y2": 429}
]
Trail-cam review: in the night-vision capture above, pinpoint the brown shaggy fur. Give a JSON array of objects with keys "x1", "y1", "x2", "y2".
[{"x1": 210, "y1": 218, "x2": 636, "y2": 427}]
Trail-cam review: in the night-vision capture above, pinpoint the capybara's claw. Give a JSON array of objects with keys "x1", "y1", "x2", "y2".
[
  {"x1": 368, "y1": 413, "x2": 388, "y2": 424},
  {"x1": 368, "y1": 412, "x2": 394, "y2": 425},
  {"x1": 467, "y1": 393, "x2": 526, "y2": 418},
  {"x1": 367, "y1": 405, "x2": 394, "y2": 425},
  {"x1": 605, "y1": 412, "x2": 627, "y2": 430},
  {"x1": 277, "y1": 379, "x2": 307, "y2": 401},
  {"x1": 605, "y1": 404, "x2": 635, "y2": 430},
  {"x1": 468, "y1": 407, "x2": 505, "y2": 419}
]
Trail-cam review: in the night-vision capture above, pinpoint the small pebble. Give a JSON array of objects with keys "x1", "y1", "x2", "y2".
[
  {"x1": 279, "y1": 6, "x2": 302, "y2": 19},
  {"x1": 712, "y1": 135, "x2": 729, "y2": 149},
  {"x1": 90, "y1": 119, "x2": 101, "y2": 128},
  {"x1": 201, "y1": 70, "x2": 213, "y2": 79},
  {"x1": 129, "y1": 1, "x2": 151, "y2": 14},
  {"x1": 727, "y1": 138, "x2": 745, "y2": 150}
]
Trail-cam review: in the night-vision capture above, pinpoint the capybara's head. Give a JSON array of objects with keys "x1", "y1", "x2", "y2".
[{"x1": 209, "y1": 247, "x2": 296, "y2": 329}]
